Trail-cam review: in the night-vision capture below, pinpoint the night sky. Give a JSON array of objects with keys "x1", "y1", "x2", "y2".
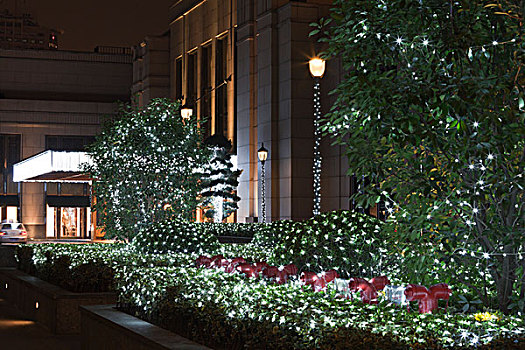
[{"x1": 2, "y1": 0, "x2": 171, "y2": 51}]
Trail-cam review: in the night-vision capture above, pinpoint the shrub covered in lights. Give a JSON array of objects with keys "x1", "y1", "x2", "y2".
[
  {"x1": 85, "y1": 98, "x2": 211, "y2": 240},
  {"x1": 18, "y1": 247, "x2": 114, "y2": 293},
  {"x1": 199, "y1": 222, "x2": 267, "y2": 238},
  {"x1": 15, "y1": 243, "x2": 525, "y2": 348},
  {"x1": 15, "y1": 243, "x2": 195, "y2": 292},
  {"x1": 118, "y1": 266, "x2": 525, "y2": 349},
  {"x1": 131, "y1": 218, "x2": 220, "y2": 255},
  {"x1": 254, "y1": 210, "x2": 400, "y2": 278}
]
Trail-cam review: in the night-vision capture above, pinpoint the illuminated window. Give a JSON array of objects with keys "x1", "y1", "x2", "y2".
[{"x1": 0, "y1": 134, "x2": 21, "y2": 195}]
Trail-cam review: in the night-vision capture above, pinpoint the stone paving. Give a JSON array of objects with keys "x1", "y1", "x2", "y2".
[{"x1": 0, "y1": 298, "x2": 80, "y2": 350}]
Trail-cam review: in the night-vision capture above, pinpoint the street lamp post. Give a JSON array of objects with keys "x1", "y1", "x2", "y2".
[
  {"x1": 309, "y1": 58, "x2": 325, "y2": 217},
  {"x1": 257, "y1": 143, "x2": 268, "y2": 223}
]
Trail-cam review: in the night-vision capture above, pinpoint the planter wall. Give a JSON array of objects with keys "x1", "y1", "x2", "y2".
[
  {"x1": 0, "y1": 268, "x2": 116, "y2": 334},
  {"x1": 80, "y1": 305, "x2": 210, "y2": 350},
  {"x1": 0, "y1": 245, "x2": 17, "y2": 267}
]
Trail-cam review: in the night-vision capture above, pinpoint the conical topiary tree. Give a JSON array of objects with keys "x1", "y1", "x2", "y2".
[{"x1": 200, "y1": 135, "x2": 241, "y2": 222}]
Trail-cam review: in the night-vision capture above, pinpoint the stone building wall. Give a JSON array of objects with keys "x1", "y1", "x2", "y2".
[
  {"x1": 166, "y1": 0, "x2": 352, "y2": 222},
  {"x1": 0, "y1": 48, "x2": 132, "y2": 238}
]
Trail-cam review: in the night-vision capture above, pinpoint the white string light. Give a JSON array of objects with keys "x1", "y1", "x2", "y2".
[
  {"x1": 313, "y1": 79, "x2": 322, "y2": 216},
  {"x1": 261, "y1": 162, "x2": 266, "y2": 223}
]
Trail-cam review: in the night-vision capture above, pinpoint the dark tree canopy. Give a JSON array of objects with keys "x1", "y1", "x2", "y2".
[{"x1": 315, "y1": 0, "x2": 524, "y2": 313}]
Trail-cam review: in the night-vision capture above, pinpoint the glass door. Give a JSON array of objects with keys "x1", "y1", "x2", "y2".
[
  {"x1": 60, "y1": 207, "x2": 78, "y2": 237},
  {"x1": 49, "y1": 207, "x2": 88, "y2": 238}
]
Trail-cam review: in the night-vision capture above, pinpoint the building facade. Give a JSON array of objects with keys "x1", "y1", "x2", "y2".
[
  {"x1": 131, "y1": 33, "x2": 170, "y2": 106},
  {"x1": 0, "y1": 9, "x2": 59, "y2": 50},
  {"x1": 155, "y1": 0, "x2": 352, "y2": 222},
  {"x1": 0, "y1": 48, "x2": 132, "y2": 239},
  {"x1": 169, "y1": 0, "x2": 237, "y2": 142}
]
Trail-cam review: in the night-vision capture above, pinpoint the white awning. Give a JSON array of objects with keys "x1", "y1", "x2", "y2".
[{"x1": 13, "y1": 150, "x2": 92, "y2": 183}]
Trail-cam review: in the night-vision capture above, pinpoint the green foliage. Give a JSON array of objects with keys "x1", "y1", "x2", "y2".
[
  {"x1": 253, "y1": 210, "x2": 400, "y2": 278},
  {"x1": 118, "y1": 266, "x2": 525, "y2": 349},
  {"x1": 36, "y1": 252, "x2": 71, "y2": 290},
  {"x1": 199, "y1": 222, "x2": 265, "y2": 238},
  {"x1": 70, "y1": 261, "x2": 115, "y2": 293},
  {"x1": 131, "y1": 217, "x2": 220, "y2": 255},
  {"x1": 15, "y1": 245, "x2": 36, "y2": 274},
  {"x1": 16, "y1": 243, "x2": 525, "y2": 348},
  {"x1": 30, "y1": 250, "x2": 114, "y2": 293},
  {"x1": 315, "y1": 0, "x2": 525, "y2": 312},
  {"x1": 85, "y1": 98, "x2": 210, "y2": 240}
]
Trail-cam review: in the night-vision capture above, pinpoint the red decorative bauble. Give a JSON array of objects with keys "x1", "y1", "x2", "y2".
[
  {"x1": 370, "y1": 276, "x2": 390, "y2": 291},
  {"x1": 196, "y1": 256, "x2": 212, "y2": 268}
]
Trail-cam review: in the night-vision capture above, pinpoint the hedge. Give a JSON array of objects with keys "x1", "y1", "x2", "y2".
[{"x1": 16, "y1": 243, "x2": 525, "y2": 348}]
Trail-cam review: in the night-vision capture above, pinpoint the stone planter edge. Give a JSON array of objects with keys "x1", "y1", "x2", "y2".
[
  {"x1": 80, "y1": 304, "x2": 211, "y2": 350},
  {"x1": 0, "y1": 267, "x2": 116, "y2": 334}
]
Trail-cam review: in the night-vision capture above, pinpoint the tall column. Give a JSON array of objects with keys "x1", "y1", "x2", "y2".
[
  {"x1": 236, "y1": 0, "x2": 259, "y2": 222},
  {"x1": 255, "y1": 4, "x2": 280, "y2": 221}
]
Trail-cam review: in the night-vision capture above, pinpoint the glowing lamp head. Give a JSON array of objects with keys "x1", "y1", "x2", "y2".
[
  {"x1": 309, "y1": 58, "x2": 326, "y2": 78},
  {"x1": 180, "y1": 104, "x2": 193, "y2": 121},
  {"x1": 257, "y1": 143, "x2": 268, "y2": 163}
]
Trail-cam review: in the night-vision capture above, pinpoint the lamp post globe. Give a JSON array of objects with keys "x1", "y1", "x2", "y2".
[
  {"x1": 257, "y1": 144, "x2": 268, "y2": 163},
  {"x1": 309, "y1": 57, "x2": 326, "y2": 78},
  {"x1": 180, "y1": 104, "x2": 193, "y2": 121}
]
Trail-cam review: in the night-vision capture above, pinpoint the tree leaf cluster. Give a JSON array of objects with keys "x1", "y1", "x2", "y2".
[
  {"x1": 85, "y1": 98, "x2": 211, "y2": 240},
  {"x1": 316, "y1": 0, "x2": 525, "y2": 313}
]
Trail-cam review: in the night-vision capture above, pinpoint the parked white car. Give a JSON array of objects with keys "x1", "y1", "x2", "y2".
[{"x1": 0, "y1": 223, "x2": 28, "y2": 244}]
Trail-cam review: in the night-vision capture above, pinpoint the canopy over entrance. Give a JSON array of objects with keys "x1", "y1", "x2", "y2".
[{"x1": 13, "y1": 150, "x2": 92, "y2": 183}]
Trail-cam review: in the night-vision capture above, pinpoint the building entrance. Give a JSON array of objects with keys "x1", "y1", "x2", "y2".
[{"x1": 46, "y1": 206, "x2": 90, "y2": 239}]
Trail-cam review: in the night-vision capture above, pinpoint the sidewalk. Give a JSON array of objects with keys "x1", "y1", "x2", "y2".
[{"x1": 0, "y1": 298, "x2": 80, "y2": 350}]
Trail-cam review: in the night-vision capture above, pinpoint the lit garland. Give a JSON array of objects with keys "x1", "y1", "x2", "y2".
[
  {"x1": 312, "y1": 79, "x2": 322, "y2": 216},
  {"x1": 260, "y1": 160, "x2": 266, "y2": 222}
]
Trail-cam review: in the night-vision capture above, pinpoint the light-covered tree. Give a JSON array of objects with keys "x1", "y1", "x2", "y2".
[
  {"x1": 85, "y1": 98, "x2": 210, "y2": 240},
  {"x1": 199, "y1": 135, "x2": 241, "y2": 222},
  {"x1": 314, "y1": 0, "x2": 524, "y2": 313}
]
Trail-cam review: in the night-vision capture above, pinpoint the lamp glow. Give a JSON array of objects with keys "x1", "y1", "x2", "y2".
[
  {"x1": 257, "y1": 144, "x2": 268, "y2": 163},
  {"x1": 309, "y1": 58, "x2": 326, "y2": 78},
  {"x1": 180, "y1": 105, "x2": 193, "y2": 121}
]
